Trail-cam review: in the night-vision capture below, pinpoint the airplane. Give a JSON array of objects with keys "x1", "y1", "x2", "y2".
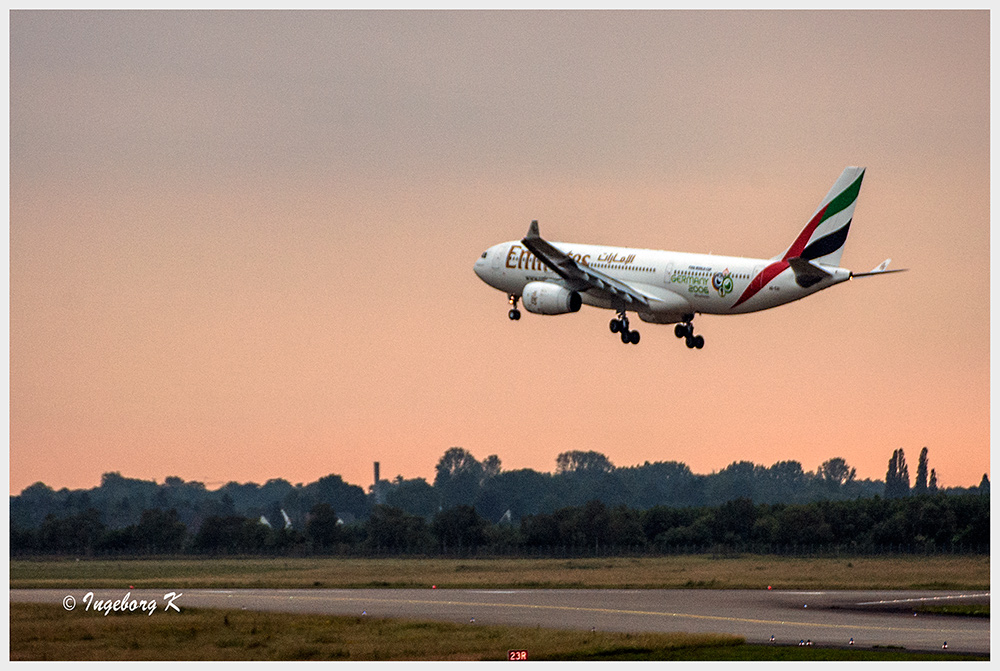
[{"x1": 473, "y1": 167, "x2": 905, "y2": 349}]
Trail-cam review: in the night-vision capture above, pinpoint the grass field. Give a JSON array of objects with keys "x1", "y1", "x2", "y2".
[
  {"x1": 10, "y1": 554, "x2": 990, "y2": 591},
  {"x1": 9, "y1": 603, "x2": 987, "y2": 661}
]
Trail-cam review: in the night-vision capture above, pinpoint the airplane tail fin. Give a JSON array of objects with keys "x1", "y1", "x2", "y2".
[{"x1": 778, "y1": 166, "x2": 865, "y2": 268}]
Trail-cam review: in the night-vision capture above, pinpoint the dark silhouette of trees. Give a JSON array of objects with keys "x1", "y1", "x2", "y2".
[
  {"x1": 384, "y1": 478, "x2": 437, "y2": 519},
  {"x1": 520, "y1": 500, "x2": 642, "y2": 551},
  {"x1": 642, "y1": 506, "x2": 698, "y2": 548},
  {"x1": 305, "y1": 503, "x2": 341, "y2": 552},
  {"x1": 514, "y1": 493, "x2": 989, "y2": 555},
  {"x1": 192, "y1": 515, "x2": 269, "y2": 555},
  {"x1": 618, "y1": 461, "x2": 702, "y2": 509},
  {"x1": 817, "y1": 458, "x2": 856, "y2": 488},
  {"x1": 520, "y1": 509, "x2": 561, "y2": 548},
  {"x1": 772, "y1": 504, "x2": 835, "y2": 547},
  {"x1": 265, "y1": 526, "x2": 306, "y2": 554},
  {"x1": 12, "y1": 491, "x2": 989, "y2": 557},
  {"x1": 363, "y1": 505, "x2": 433, "y2": 553},
  {"x1": 11, "y1": 482, "x2": 58, "y2": 529},
  {"x1": 552, "y1": 451, "x2": 629, "y2": 508},
  {"x1": 434, "y1": 447, "x2": 483, "y2": 510},
  {"x1": 555, "y1": 451, "x2": 614, "y2": 475},
  {"x1": 3, "y1": 451, "x2": 932, "y2": 536},
  {"x1": 10, "y1": 443, "x2": 987, "y2": 559},
  {"x1": 475, "y1": 468, "x2": 556, "y2": 523},
  {"x1": 10, "y1": 521, "x2": 37, "y2": 554},
  {"x1": 37, "y1": 509, "x2": 105, "y2": 555},
  {"x1": 134, "y1": 509, "x2": 187, "y2": 554},
  {"x1": 758, "y1": 461, "x2": 807, "y2": 504},
  {"x1": 577, "y1": 500, "x2": 613, "y2": 550},
  {"x1": 608, "y1": 505, "x2": 645, "y2": 547},
  {"x1": 914, "y1": 447, "x2": 929, "y2": 495},
  {"x1": 710, "y1": 498, "x2": 757, "y2": 545},
  {"x1": 656, "y1": 512, "x2": 713, "y2": 548},
  {"x1": 481, "y1": 455, "x2": 502, "y2": 481},
  {"x1": 305, "y1": 475, "x2": 369, "y2": 519},
  {"x1": 432, "y1": 505, "x2": 489, "y2": 552},
  {"x1": 885, "y1": 448, "x2": 910, "y2": 498},
  {"x1": 707, "y1": 461, "x2": 758, "y2": 503}
]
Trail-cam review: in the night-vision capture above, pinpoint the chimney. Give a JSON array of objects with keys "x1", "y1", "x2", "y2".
[{"x1": 374, "y1": 461, "x2": 380, "y2": 487}]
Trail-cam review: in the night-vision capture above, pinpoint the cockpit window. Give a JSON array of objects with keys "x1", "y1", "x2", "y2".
[{"x1": 481, "y1": 251, "x2": 488, "y2": 258}]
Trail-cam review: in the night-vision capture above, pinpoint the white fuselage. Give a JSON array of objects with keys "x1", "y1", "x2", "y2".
[{"x1": 474, "y1": 239, "x2": 852, "y2": 325}]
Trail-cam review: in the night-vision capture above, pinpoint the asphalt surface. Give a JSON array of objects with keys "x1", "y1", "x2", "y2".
[{"x1": 11, "y1": 587, "x2": 990, "y2": 655}]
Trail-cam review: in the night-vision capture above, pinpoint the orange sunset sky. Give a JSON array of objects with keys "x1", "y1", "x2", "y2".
[{"x1": 9, "y1": 11, "x2": 990, "y2": 496}]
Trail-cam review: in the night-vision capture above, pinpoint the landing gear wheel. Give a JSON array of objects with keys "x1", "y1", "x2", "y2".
[
  {"x1": 677, "y1": 320, "x2": 702, "y2": 349},
  {"x1": 612, "y1": 309, "x2": 639, "y2": 345},
  {"x1": 507, "y1": 294, "x2": 521, "y2": 321}
]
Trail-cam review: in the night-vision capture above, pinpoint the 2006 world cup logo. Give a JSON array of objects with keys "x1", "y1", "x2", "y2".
[{"x1": 713, "y1": 270, "x2": 734, "y2": 297}]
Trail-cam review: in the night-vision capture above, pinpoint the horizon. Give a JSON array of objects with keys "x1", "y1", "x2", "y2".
[{"x1": 13, "y1": 445, "x2": 980, "y2": 496}]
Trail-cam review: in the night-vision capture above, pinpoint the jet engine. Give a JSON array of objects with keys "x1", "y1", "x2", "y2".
[{"x1": 521, "y1": 281, "x2": 582, "y2": 315}]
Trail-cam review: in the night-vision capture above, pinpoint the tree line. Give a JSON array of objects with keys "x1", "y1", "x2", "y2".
[
  {"x1": 10, "y1": 446, "x2": 988, "y2": 557},
  {"x1": 10, "y1": 493, "x2": 989, "y2": 558}
]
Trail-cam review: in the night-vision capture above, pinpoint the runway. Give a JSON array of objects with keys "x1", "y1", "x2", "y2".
[{"x1": 11, "y1": 588, "x2": 990, "y2": 655}]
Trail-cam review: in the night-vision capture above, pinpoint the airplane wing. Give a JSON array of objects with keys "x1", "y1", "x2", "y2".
[{"x1": 521, "y1": 220, "x2": 653, "y2": 308}]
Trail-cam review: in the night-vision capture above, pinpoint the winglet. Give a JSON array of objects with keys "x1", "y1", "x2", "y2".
[{"x1": 526, "y1": 220, "x2": 540, "y2": 240}]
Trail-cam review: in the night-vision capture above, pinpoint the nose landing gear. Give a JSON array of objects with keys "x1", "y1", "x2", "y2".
[
  {"x1": 508, "y1": 294, "x2": 521, "y2": 320},
  {"x1": 609, "y1": 310, "x2": 640, "y2": 345},
  {"x1": 674, "y1": 321, "x2": 704, "y2": 349}
]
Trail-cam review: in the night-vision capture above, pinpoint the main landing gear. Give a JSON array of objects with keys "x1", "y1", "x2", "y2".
[
  {"x1": 609, "y1": 309, "x2": 640, "y2": 345},
  {"x1": 675, "y1": 321, "x2": 704, "y2": 349},
  {"x1": 508, "y1": 294, "x2": 521, "y2": 320}
]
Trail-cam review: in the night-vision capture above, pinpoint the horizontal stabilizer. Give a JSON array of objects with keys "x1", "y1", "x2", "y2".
[
  {"x1": 852, "y1": 258, "x2": 908, "y2": 278},
  {"x1": 787, "y1": 256, "x2": 832, "y2": 288}
]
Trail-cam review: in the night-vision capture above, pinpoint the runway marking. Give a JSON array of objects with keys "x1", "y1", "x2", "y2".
[
  {"x1": 183, "y1": 592, "x2": 980, "y2": 635},
  {"x1": 856, "y1": 593, "x2": 990, "y2": 606}
]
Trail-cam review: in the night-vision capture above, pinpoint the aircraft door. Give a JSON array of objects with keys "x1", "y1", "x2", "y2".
[
  {"x1": 663, "y1": 262, "x2": 674, "y2": 286},
  {"x1": 492, "y1": 248, "x2": 502, "y2": 270}
]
